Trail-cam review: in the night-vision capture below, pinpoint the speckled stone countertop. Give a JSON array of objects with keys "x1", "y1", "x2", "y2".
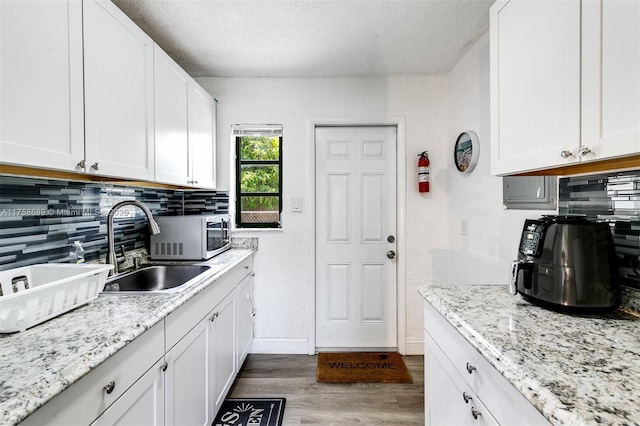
[
  {"x1": 0, "y1": 248, "x2": 255, "y2": 426},
  {"x1": 419, "y1": 285, "x2": 640, "y2": 425}
]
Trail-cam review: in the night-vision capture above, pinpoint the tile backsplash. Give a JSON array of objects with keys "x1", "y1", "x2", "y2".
[
  {"x1": 559, "y1": 169, "x2": 640, "y2": 291},
  {"x1": 0, "y1": 175, "x2": 228, "y2": 270}
]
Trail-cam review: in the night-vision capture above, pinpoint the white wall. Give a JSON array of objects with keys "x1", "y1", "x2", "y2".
[
  {"x1": 196, "y1": 32, "x2": 556, "y2": 355},
  {"x1": 197, "y1": 75, "x2": 449, "y2": 354},
  {"x1": 444, "y1": 32, "x2": 556, "y2": 284}
]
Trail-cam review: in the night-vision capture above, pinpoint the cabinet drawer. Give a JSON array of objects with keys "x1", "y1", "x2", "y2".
[
  {"x1": 425, "y1": 331, "x2": 498, "y2": 426},
  {"x1": 165, "y1": 255, "x2": 252, "y2": 350},
  {"x1": 21, "y1": 323, "x2": 164, "y2": 426},
  {"x1": 221, "y1": 256, "x2": 253, "y2": 289},
  {"x1": 424, "y1": 303, "x2": 548, "y2": 425}
]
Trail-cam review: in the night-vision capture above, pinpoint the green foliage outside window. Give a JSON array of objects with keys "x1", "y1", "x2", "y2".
[{"x1": 239, "y1": 136, "x2": 280, "y2": 212}]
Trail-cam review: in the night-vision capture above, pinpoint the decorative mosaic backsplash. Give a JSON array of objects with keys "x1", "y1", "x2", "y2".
[
  {"x1": 559, "y1": 169, "x2": 640, "y2": 290},
  {"x1": 0, "y1": 175, "x2": 228, "y2": 270}
]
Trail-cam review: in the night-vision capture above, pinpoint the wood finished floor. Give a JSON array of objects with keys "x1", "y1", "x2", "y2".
[{"x1": 227, "y1": 354, "x2": 424, "y2": 425}]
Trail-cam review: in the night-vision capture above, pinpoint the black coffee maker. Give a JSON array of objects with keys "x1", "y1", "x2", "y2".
[{"x1": 509, "y1": 215, "x2": 619, "y2": 312}]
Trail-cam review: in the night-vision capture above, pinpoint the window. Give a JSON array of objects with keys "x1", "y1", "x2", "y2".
[{"x1": 234, "y1": 125, "x2": 283, "y2": 228}]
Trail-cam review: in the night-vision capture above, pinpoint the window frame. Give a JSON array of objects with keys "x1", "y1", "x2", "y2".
[{"x1": 235, "y1": 135, "x2": 283, "y2": 229}]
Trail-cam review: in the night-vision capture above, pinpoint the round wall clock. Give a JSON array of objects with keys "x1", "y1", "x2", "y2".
[{"x1": 454, "y1": 131, "x2": 479, "y2": 174}]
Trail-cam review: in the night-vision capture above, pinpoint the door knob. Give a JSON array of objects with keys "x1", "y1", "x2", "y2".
[
  {"x1": 386, "y1": 250, "x2": 396, "y2": 259},
  {"x1": 560, "y1": 150, "x2": 573, "y2": 159},
  {"x1": 387, "y1": 235, "x2": 395, "y2": 243}
]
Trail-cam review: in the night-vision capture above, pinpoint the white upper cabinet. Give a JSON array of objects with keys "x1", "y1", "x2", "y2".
[
  {"x1": 0, "y1": 0, "x2": 85, "y2": 171},
  {"x1": 581, "y1": 0, "x2": 640, "y2": 160},
  {"x1": 154, "y1": 45, "x2": 190, "y2": 186},
  {"x1": 491, "y1": 0, "x2": 640, "y2": 176},
  {"x1": 154, "y1": 45, "x2": 217, "y2": 188},
  {"x1": 188, "y1": 84, "x2": 217, "y2": 189},
  {"x1": 83, "y1": 0, "x2": 155, "y2": 180}
]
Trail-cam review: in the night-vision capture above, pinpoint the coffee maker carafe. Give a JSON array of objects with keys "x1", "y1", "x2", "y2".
[{"x1": 509, "y1": 215, "x2": 619, "y2": 312}]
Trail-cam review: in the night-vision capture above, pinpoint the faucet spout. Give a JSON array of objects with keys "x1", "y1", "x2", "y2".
[{"x1": 106, "y1": 200, "x2": 160, "y2": 275}]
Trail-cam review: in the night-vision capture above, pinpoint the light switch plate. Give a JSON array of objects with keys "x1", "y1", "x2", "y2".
[{"x1": 292, "y1": 197, "x2": 302, "y2": 212}]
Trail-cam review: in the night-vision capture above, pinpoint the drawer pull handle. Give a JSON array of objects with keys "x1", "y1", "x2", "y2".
[
  {"x1": 466, "y1": 362, "x2": 476, "y2": 374},
  {"x1": 244, "y1": 265, "x2": 249, "y2": 269},
  {"x1": 210, "y1": 312, "x2": 219, "y2": 322},
  {"x1": 103, "y1": 381, "x2": 116, "y2": 395},
  {"x1": 471, "y1": 406, "x2": 482, "y2": 420},
  {"x1": 161, "y1": 362, "x2": 168, "y2": 372},
  {"x1": 462, "y1": 392, "x2": 472, "y2": 403}
]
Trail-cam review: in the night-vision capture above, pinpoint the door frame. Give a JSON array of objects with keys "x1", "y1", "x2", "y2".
[{"x1": 307, "y1": 117, "x2": 407, "y2": 355}]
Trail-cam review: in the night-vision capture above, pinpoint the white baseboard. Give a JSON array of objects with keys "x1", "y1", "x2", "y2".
[
  {"x1": 250, "y1": 338, "x2": 309, "y2": 354},
  {"x1": 404, "y1": 340, "x2": 424, "y2": 355}
]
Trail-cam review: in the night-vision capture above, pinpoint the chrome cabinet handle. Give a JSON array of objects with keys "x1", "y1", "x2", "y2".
[
  {"x1": 560, "y1": 150, "x2": 573, "y2": 159},
  {"x1": 471, "y1": 407, "x2": 482, "y2": 420},
  {"x1": 91, "y1": 162, "x2": 99, "y2": 171},
  {"x1": 248, "y1": 294, "x2": 256, "y2": 317},
  {"x1": 579, "y1": 146, "x2": 592, "y2": 157},
  {"x1": 77, "y1": 160, "x2": 86, "y2": 169},
  {"x1": 161, "y1": 362, "x2": 168, "y2": 372},
  {"x1": 466, "y1": 362, "x2": 476, "y2": 374},
  {"x1": 103, "y1": 381, "x2": 116, "y2": 394},
  {"x1": 209, "y1": 312, "x2": 219, "y2": 322},
  {"x1": 462, "y1": 392, "x2": 472, "y2": 403},
  {"x1": 387, "y1": 250, "x2": 396, "y2": 259}
]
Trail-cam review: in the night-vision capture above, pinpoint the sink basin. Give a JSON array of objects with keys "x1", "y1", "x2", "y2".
[{"x1": 102, "y1": 265, "x2": 210, "y2": 294}]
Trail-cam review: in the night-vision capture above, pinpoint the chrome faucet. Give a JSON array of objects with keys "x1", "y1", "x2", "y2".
[{"x1": 106, "y1": 200, "x2": 160, "y2": 275}]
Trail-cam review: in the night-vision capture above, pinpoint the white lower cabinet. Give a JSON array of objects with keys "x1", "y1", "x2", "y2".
[
  {"x1": 236, "y1": 274, "x2": 255, "y2": 369},
  {"x1": 91, "y1": 359, "x2": 165, "y2": 426},
  {"x1": 19, "y1": 323, "x2": 165, "y2": 426},
  {"x1": 211, "y1": 292, "x2": 236, "y2": 413},
  {"x1": 425, "y1": 331, "x2": 497, "y2": 426},
  {"x1": 165, "y1": 316, "x2": 211, "y2": 426},
  {"x1": 19, "y1": 255, "x2": 254, "y2": 426},
  {"x1": 424, "y1": 302, "x2": 549, "y2": 426}
]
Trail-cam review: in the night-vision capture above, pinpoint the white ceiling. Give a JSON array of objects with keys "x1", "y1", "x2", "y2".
[{"x1": 112, "y1": 0, "x2": 495, "y2": 78}]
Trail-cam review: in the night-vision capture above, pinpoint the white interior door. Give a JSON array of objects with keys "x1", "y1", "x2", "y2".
[{"x1": 315, "y1": 126, "x2": 397, "y2": 350}]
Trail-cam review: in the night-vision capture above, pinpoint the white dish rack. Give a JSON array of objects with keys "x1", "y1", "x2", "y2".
[{"x1": 0, "y1": 264, "x2": 113, "y2": 333}]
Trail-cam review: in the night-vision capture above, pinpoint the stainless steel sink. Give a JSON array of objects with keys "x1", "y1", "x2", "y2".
[{"x1": 102, "y1": 265, "x2": 210, "y2": 294}]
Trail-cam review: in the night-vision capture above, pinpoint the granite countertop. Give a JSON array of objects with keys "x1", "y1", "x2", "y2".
[
  {"x1": 419, "y1": 285, "x2": 640, "y2": 425},
  {"x1": 0, "y1": 247, "x2": 255, "y2": 426}
]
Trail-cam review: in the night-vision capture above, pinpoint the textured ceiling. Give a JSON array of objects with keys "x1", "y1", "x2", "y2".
[{"x1": 113, "y1": 0, "x2": 494, "y2": 78}]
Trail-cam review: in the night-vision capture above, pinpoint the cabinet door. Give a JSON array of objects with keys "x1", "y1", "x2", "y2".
[
  {"x1": 189, "y1": 84, "x2": 216, "y2": 188},
  {"x1": 91, "y1": 359, "x2": 165, "y2": 426},
  {"x1": 211, "y1": 291, "x2": 236, "y2": 413},
  {"x1": 582, "y1": 0, "x2": 640, "y2": 160},
  {"x1": 236, "y1": 274, "x2": 255, "y2": 368},
  {"x1": 83, "y1": 0, "x2": 154, "y2": 180},
  {"x1": 425, "y1": 332, "x2": 497, "y2": 426},
  {"x1": 154, "y1": 44, "x2": 190, "y2": 186},
  {"x1": 0, "y1": 0, "x2": 84, "y2": 171},
  {"x1": 490, "y1": 0, "x2": 581, "y2": 175},
  {"x1": 165, "y1": 316, "x2": 212, "y2": 426}
]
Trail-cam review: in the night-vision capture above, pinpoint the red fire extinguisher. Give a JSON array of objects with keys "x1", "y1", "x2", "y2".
[{"x1": 418, "y1": 151, "x2": 430, "y2": 193}]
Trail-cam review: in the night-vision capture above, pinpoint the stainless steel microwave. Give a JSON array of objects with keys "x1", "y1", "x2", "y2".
[{"x1": 150, "y1": 214, "x2": 231, "y2": 260}]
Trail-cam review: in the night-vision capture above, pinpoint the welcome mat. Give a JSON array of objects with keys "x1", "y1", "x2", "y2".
[
  {"x1": 213, "y1": 398, "x2": 286, "y2": 426},
  {"x1": 316, "y1": 352, "x2": 413, "y2": 383}
]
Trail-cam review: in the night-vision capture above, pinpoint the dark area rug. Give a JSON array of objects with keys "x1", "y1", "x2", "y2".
[
  {"x1": 317, "y1": 352, "x2": 413, "y2": 383},
  {"x1": 212, "y1": 398, "x2": 285, "y2": 426}
]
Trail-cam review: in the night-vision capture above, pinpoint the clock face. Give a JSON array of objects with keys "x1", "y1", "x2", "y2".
[{"x1": 454, "y1": 131, "x2": 479, "y2": 174}]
